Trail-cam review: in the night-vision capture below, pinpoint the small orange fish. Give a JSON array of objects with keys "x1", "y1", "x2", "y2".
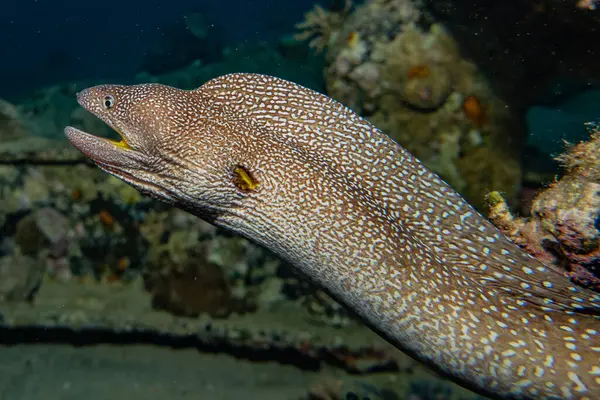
[
  {"x1": 99, "y1": 210, "x2": 115, "y2": 228},
  {"x1": 463, "y1": 95, "x2": 486, "y2": 127}
]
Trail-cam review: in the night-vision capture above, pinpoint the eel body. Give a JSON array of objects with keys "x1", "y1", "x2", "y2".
[{"x1": 65, "y1": 73, "x2": 600, "y2": 399}]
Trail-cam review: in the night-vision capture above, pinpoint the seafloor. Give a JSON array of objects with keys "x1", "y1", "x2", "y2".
[{"x1": 0, "y1": 278, "x2": 483, "y2": 399}]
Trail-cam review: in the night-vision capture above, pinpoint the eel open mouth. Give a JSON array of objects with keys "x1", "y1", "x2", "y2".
[
  {"x1": 104, "y1": 128, "x2": 132, "y2": 150},
  {"x1": 65, "y1": 126, "x2": 136, "y2": 168}
]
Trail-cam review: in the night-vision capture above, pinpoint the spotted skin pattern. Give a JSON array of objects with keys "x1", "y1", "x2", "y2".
[{"x1": 65, "y1": 73, "x2": 600, "y2": 400}]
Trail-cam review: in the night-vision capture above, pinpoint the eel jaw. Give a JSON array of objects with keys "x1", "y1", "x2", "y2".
[
  {"x1": 65, "y1": 126, "x2": 141, "y2": 169},
  {"x1": 65, "y1": 126, "x2": 178, "y2": 204}
]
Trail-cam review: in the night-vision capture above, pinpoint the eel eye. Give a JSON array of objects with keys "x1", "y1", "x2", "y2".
[{"x1": 103, "y1": 95, "x2": 115, "y2": 109}]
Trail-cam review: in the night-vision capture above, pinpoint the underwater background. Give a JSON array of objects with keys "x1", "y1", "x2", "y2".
[{"x1": 0, "y1": 0, "x2": 599, "y2": 399}]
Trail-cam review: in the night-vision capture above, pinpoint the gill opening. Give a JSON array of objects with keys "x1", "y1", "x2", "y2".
[{"x1": 233, "y1": 165, "x2": 260, "y2": 191}]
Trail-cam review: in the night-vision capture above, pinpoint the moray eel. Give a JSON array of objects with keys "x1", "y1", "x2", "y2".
[{"x1": 65, "y1": 73, "x2": 600, "y2": 400}]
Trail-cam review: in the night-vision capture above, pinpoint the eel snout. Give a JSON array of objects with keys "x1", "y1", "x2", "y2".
[{"x1": 65, "y1": 126, "x2": 142, "y2": 169}]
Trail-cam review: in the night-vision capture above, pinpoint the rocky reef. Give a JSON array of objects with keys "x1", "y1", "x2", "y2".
[
  {"x1": 297, "y1": 0, "x2": 523, "y2": 210},
  {"x1": 488, "y1": 122, "x2": 600, "y2": 290}
]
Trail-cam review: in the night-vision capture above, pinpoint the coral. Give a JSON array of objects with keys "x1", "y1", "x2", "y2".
[
  {"x1": 300, "y1": 0, "x2": 524, "y2": 209},
  {"x1": 147, "y1": 257, "x2": 235, "y2": 318},
  {"x1": 255, "y1": 275, "x2": 286, "y2": 310},
  {"x1": 22, "y1": 167, "x2": 51, "y2": 206},
  {"x1": 303, "y1": 289, "x2": 353, "y2": 328},
  {"x1": 295, "y1": 0, "x2": 353, "y2": 52},
  {"x1": 400, "y1": 64, "x2": 453, "y2": 111},
  {"x1": 14, "y1": 207, "x2": 70, "y2": 258},
  {"x1": 207, "y1": 236, "x2": 256, "y2": 276},
  {"x1": 379, "y1": 26, "x2": 455, "y2": 111},
  {"x1": 0, "y1": 165, "x2": 19, "y2": 185},
  {"x1": 103, "y1": 175, "x2": 143, "y2": 205},
  {"x1": 140, "y1": 212, "x2": 264, "y2": 317},
  {"x1": 144, "y1": 237, "x2": 255, "y2": 318},
  {"x1": 14, "y1": 213, "x2": 54, "y2": 256},
  {"x1": 163, "y1": 229, "x2": 200, "y2": 265},
  {"x1": 0, "y1": 141, "x2": 157, "y2": 285},
  {"x1": 0, "y1": 251, "x2": 44, "y2": 302},
  {"x1": 457, "y1": 146, "x2": 521, "y2": 211},
  {"x1": 12, "y1": 207, "x2": 74, "y2": 283},
  {"x1": 487, "y1": 122, "x2": 600, "y2": 289},
  {"x1": 139, "y1": 209, "x2": 170, "y2": 246}
]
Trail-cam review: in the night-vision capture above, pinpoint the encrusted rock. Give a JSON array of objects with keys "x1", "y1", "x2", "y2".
[
  {"x1": 0, "y1": 251, "x2": 44, "y2": 302},
  {"x1": 15, "y1": 207, "x2": 70, "y2": 258},
  {"x1": 147, "y1": 260, "x2": 237, "y2": 318},
  {"x1": 297, "y1": 0, "x2": 524, "y2": 209},
  {"x1": 487, "y1": 122, "x2": 600, "y2": 289}
]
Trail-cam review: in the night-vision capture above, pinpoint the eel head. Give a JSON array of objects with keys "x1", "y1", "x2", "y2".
[{"x1": 65, "y1": 83, "x2": 252, "y2": 218}]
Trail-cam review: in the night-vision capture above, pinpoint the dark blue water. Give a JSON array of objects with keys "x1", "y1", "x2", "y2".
[{"x1": 1, "y1": 0, "x2": 320, "y2": 99}]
